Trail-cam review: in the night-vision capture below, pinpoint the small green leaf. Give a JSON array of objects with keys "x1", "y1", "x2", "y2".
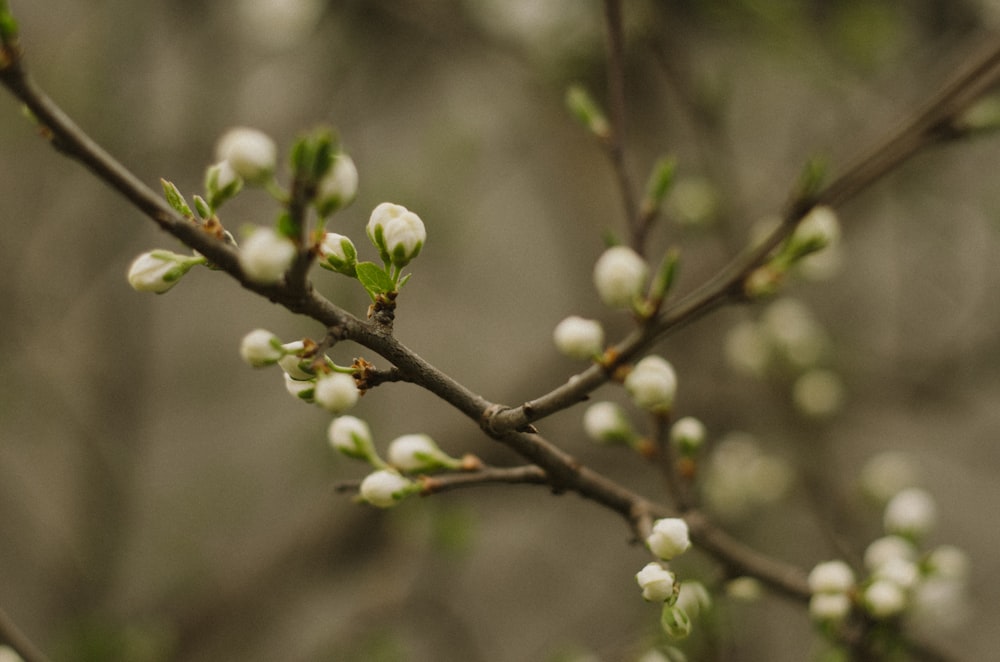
[
  {"x1": 193, "y1": 195, "x2": 211, "y2": 220},
  {"x1": 643, "y1": 156, "x2": 677, "y2": 212},
  {"x1": 355, "y1": 261, "x2": 395, "y2": 299},
  {"x1": 161, "y1": 179, "x2": 193, "y2": 217},
  {"x1": 0, "y1": 1, "x2": 18, "y2": 42},
  {"x1": 566, "y1": 84, "x2": 609, "y2": 139}
]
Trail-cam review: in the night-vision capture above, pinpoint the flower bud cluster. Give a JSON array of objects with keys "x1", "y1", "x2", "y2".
[
  {"x1": 367, "y1": 202, "x2": 426, "y2": 270},
  {"x1": 634, "y1": 517, "x2": 700, "y2": 640},
  {"x1": 325, "y1": 414, "x2": 470, "y2": 508}
]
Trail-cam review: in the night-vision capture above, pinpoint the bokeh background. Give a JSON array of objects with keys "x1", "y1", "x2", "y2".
[{"x1": 2, "y1": 1, "x2": 1000, "y2": 660}]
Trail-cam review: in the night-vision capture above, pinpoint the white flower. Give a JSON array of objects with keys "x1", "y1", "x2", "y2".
[
  {"x1": 318, "y1": 232, "x2": 358, "y2": 276},
  {"x1": 872, "y1": 557, "x2": 919, "y2": 591},
  {"x1": 864, "y1": 579, "x2": 907, "y2": 618},
  {"x1": 327, "y1": 416, "x2": 376, "y2": 462},
  {"x1": 367, "y1": 202, "x2": 426, "y2": 268},
  {"x1": 239, "y1": 227, "x2": 297, "y2": 284},
  {"x1": 926, "y1": 545, "x2": 970, "y2": 582},
  {"x1": 313, "y1": 372, "x2": 359, "y2": 413},
  {"x1": 277, "y1": 340, "x2": 315, "y2": 380},
  {"x1": 239, "y1": 329, "x2": 283, "y2": 367},
  {"x1": 283, "y1": 373, "x2": 315, "y2": 402},
  {"x1": 808, "y1": 560, "x2": 855, "y2": 594},
  {"x1": 635, "y1": 562, "x2": 677, "y2": 603},
  {"x1": 625, "y1": 356, "x2": 677, "y2": 414},
  {"x1": 675, "y1": 581, "x2": 712, "y2": 620},
  {"x1": 204, "y1": 159, "x2": 242, "y2": 205},
  {"x1": 864, "y1": 535, "x2": 918, "y2": 572},
  {"x1": 670, "y1": 417, "x2": 706, "y2": 454},
  {"x1": 810, "y1": 592, "x2": 852, "y2": 622},
  {"x1": 127, "y1": 250, "x2": 202, "y2": 294},
  {"x1": 359, "y1": 469, "x2": 416, "y2": 508},
  {"x1": 884, "y1": 487, "x2": 936, "y2": 538},
  {"x1": 315, "y1": 153, "x2": 358, "y2": 215},
  {"x1": 552, "y1": 316, "x2": 604, "y2": 360},
  {"x1": 646, "y1": 517, "x2": 691, "y2": 561},
  {"x1": 593, "y1": 245, "x2": 648, "y2": 308},
  {"x1": 582, "y1": 401, "x2": 634, "y2": 444},
  {"x1": 791, "y1": 205, "x2": 841, "y2": 253},
  {"x1": 387, "y1": 434, "x2": 458, "y2": 472},
  {"x1": 216, "y1": 127, "x2": 277, "y2": 184}
]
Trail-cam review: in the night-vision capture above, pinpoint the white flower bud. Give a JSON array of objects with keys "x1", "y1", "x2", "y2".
[
  {"x1": 387, "y1": 434, "x2": 459, "y2": 472},
  {"x1": 625, "y1": 356, "x2": 677, "y2": 414},
  {"x1": 582, "y1": 401, "x2": 634, "y2": 444},
  {"x1": 659, "y1": 604, "x2": 692, "y2": 640},
  {"x1": 808, "y1": 560, "x2": 855, "y2": 594},
  {"x1": 239, "y1": 227, "x2": 297, "y2": 284},
  {"x1": 926, "y1": 545, "x2": 970, "y2": 582},
  {"x1": 872, "y1": 557, "x2": 919, "y2": 591},
  {"x1": 327, "y1": 415, "x2": 376, "y2": 462},
  {"x1": 283, "y1": 373, "x2": 315, "y2": 402},
  {"x1": 809, "y1": 592, "x2": 852, "y2": 622},
  {"x1": 863, "y1": 579, "x2": 907, "y2": 618},
  {"x1": 277, "y1": 341, "x2": 315, "y2": 380},
  {"x1": 315, "y1": 154, "x2": 358, "y2": 216},
  {"x1": 675, "y1": 581, "x2": 712, "y2": 620},
  {"x1": 725, "y1": 576, "x2": 763, "y2": 601},
  {"x1": 884, "y1": 487, "x2": 936, "y2": 538},
  {"x1": 313, "y1": 372, "x2": 359, "y2": 413},
  {"x1": 646, "y1": 517, "x2": 691, "y2": 561},
  {"x1": 216, "y1": 127, "x2": 277, "y2": 184},
  {"x1": 239, "y1": 329, "x2": 284, "y2": 367},
  {"x1": 635, "y1": 562, "x2": 677, "y2": 603},
  {"x1": 204, "y1": 160, "x2": 243, "y2": 207},
  {"x1": 864, "y1": 535, "x2": 918, "y2": 572},
  {"x1": 318, "y1": 232, "x2": 358, "y2": 277},
  {"x1": 791, "y1": 205, "x2": 840, "y2": 253},
  {"x1": 670, "y1": 417, "x2": 706, "y2": 454},
  {"x1": 127, "y1": 250, "x2": 203, "y2": 294},
  {"x1": 367, "y1": 202, "x2": 426, "y2": 268},
  {"x1": 359, "y1": 469, "x2": 417, "y2": 508},
  {"x1": 593, "y1": 245, "x2": 648, "y2": 308},
  {"x1": 552, "y1": 316, "x2": 604, "y2": 360}
]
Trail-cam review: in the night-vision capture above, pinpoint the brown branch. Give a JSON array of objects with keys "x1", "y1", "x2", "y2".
[{"x1": 601, "y1": 0, "x2": 642, "y2": 249}]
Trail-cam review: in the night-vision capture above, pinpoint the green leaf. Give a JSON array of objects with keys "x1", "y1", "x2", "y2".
[
  {"x1": 160, "y1": 179, "x2": 193, "y2": 217},
  {"x1": 643, "y1": 156, "x2": 677, "y2": 212},
  {"x1": 192, "y1": 195, "x2": 211, "y2": 220},
  {"x1": 355, "y1": 262, "x2": 395, "y2": 299}
]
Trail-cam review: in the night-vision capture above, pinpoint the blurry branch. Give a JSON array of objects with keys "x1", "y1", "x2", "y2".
[
  {"x1": 0, "y1": 605, "x2": 52, "y2": 662},
  {"x1": 601, "y1": 0, "x2": 642, "y2": 249}
]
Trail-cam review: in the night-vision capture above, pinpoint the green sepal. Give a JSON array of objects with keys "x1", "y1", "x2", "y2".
[
  {"x1": 356, "y1": 261, "x2": 395, "y2": 299},
  {"x1": 193, "y1": 195, "x2": 211, "y2": 220},
  {"x1": 0, "y1": 1, "x2": 18, "y2": 42},
  {"x1": 648, "y1": 247, "x2": 681, "y2": 306},
  {"x1": 160, "y1": 179, "x2": 193, "y2": 218}
]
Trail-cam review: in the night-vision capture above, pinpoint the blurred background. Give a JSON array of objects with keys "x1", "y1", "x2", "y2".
[{"x1": 2, "y1": 1, "x2": 1000, "y2": 660}]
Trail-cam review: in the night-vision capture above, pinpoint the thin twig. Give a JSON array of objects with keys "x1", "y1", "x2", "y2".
[{"x1": 602, "y1": 0, "x2": 641, "y2": 249}]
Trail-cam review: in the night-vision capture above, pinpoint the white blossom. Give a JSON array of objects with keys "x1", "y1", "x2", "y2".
[
  {"x1": 318, "y1": 232, "x2": 358, "y2": 276},
  {"x1": 582, "y1": 401, "x2": 633, "y2": 444},
  {"x1": 864, "y1": 579, "x2": 907, "y2": 618},
  {"x1": 810, "y1": 592, "x2": 852, "y2": 622},
  {"x1": 239, "y1": 227, "x2": 297, "y2": 283},
  {"x1": 864, "y1": 535, "x2": 918, "y2": 572},
  {"x1": 216, "y1": 127, "x2": 277, "y2": 184},
  {"x1": 359, "y1": 469, "x2": 416, "y2": 508},
  {"x1": 239, "y1": 329, "x2": 284, "y2": 367},
  {"x1": 670, "y1": 417, "x2": 706, "y2": 454},
  {"x1": 635, "y1": 562, "x2": 677, "y2": 603},
  {"x1": 808, "y1": 560, "x2": 855, "y2": 595},
  {"x1": 593, "y1": 245, "x2": 648, "y2": 308},
  {"x1": 316, "y1": 153, "x2": 358, "y2": 215},
  {"x1": 625, "y1": 356, "x2": 677, "y2": 414},
  {"x1": 552, "y1": 316, "x2": 604, "y2": 359},
  {"x1": 327, "y1": 416, "x2": 376, "y2": 462},
  {"x1": 791, "y1": 205, "x2": 841, "y2": 253},
  {"x1": 387, "y1": 434, "x2": 458, "y2": 472},
  {"x1": 313, "y1": 372, "x2": 359, "y2": 413},
  {"x1": 127, "y1": 250, "x2": 202, "y2": 294},
  {"x1": 367, "y1": 202, "x2": 426, "y2": 268},
  {"x1": 660, "y1": 604, "x2": 692, "y2": 640},
  {"x1": 884, "y1": 487, "x2": 936, "y2": 538},
  {"x1": 277, "y1": 340, "x2": 315, "y2": 380},
  {"x1": 283, "y1": 373, "x2": 315, "y2": 402},
  {"x1": 646, "y1": 517, "x2": 691, "y2": 561},
  {"x1": 792, "y1": 369, "x2": 845, "y2": 418}
]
